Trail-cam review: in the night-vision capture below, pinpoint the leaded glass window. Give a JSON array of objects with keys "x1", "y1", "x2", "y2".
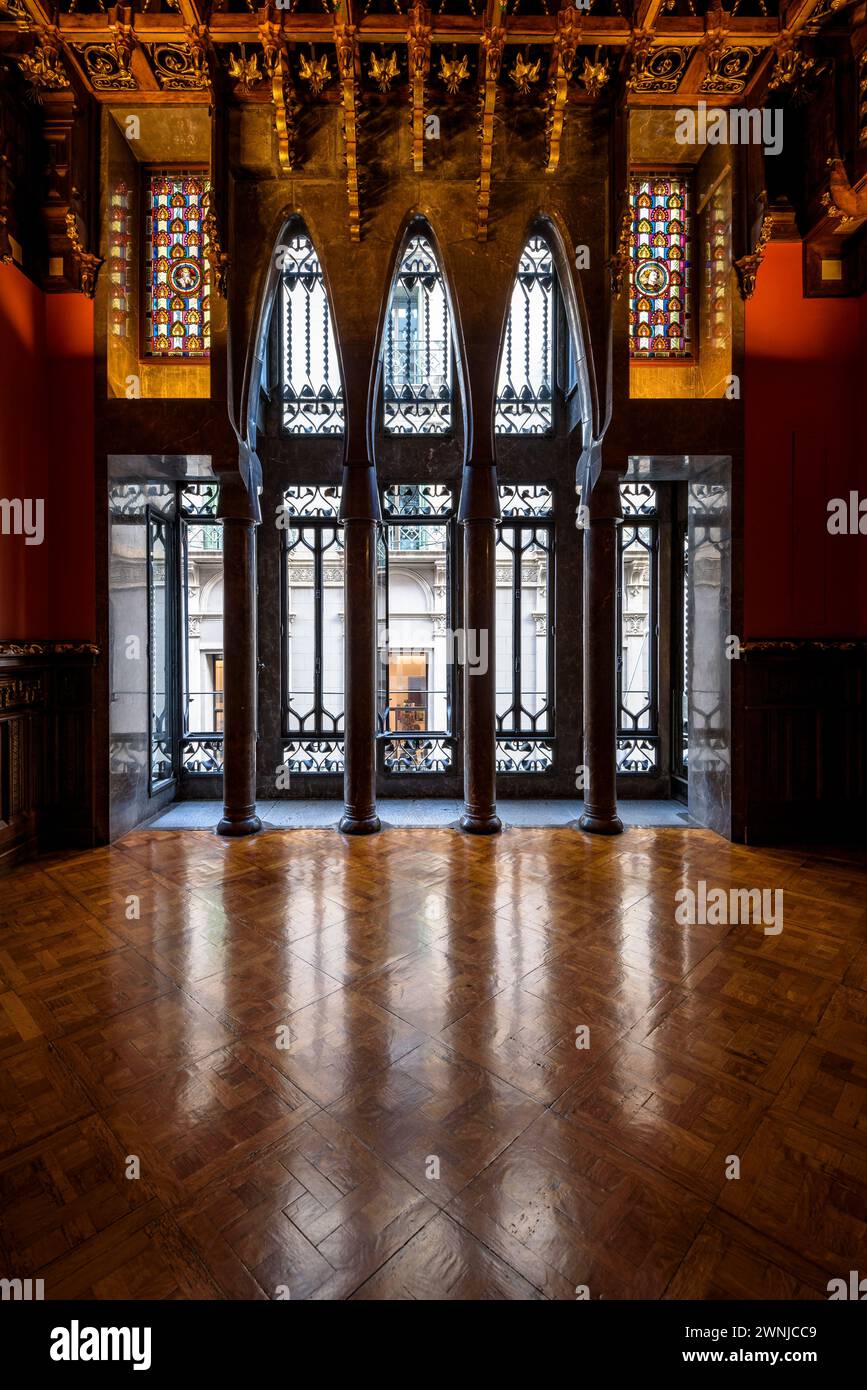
[
  {"x1": 180, "y1": 483, "x2": 223, "y2": 774},
  {"x1": 496, "y1": 237, "x2": 554, "y2": 434},
  {"x1": 629, "y1": 173, "x2": 692, "y2": 360},
  {"x1": 280, "y1": 234, "x2": 344, "y2": 434},
  {"x1": 382, "y1": 235, "x2": 452, "y2": 434},
  {"x1": 377, "y1": 485, "x2": 454, "y2": 773},
  {"x1": 108, "y1": 180, "x2": 131, "y2": 339},
  {"x1": 496, "y1": 486, "x2": 554, "y2": 774},
  {"x1": 280, "y1": 485, "x2": 344, "y2": 776},
  {"x1": 617, "y1": 482, "x2": 659, "y2": 773},
  {"x1": 144, "y1": 170, "x2": 210, "y2": 358}
]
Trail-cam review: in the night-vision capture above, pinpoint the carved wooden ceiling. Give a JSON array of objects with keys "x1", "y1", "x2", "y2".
[{"x1": 0, "y1": 0, "x2": 854, "y2": 113}]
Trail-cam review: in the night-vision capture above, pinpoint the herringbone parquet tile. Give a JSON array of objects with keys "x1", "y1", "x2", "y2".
[{"x1": 1, "y1": 825, "x2": 865, "y2": 1299}]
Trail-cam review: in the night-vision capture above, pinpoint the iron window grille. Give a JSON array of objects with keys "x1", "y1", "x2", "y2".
[
  {"x1": 280, "y1": 484, "x2": 345, "y2": 775},
  {"x1": 496, "y1": 236, "x2": 555, "y2": 435},
  {"x1": 617, "y1": 481, "x2": 659, "y2": 773},
  {"x1": 382, "y1": 236, "x2": 452, "y2": 435},
  {"x1": 279, "y1": 233, "x2": 344, "y2": 435},
  {"x1": 377, "y1": 484, "x2": 455, "y2": 773},
  {"x1": 496, "y1": 485, "x2": 555, "y2": 773},
  {"x1": 179, "y1": 482, "x2": 224, "y2": 775}
]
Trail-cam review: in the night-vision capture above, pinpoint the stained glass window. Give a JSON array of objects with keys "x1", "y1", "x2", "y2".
[
  {"x1": 496, "y1": 237, "x2": 554, "y2": 434},
  {"x1": 383, "y1": 234, "x2": 452, "y2": 434},
  {"x1": 280, "y1": 234, "x2": 344, "y2": 434},
  {"x1": 629, "y1": 173, "x2": 692, "y2": 360},
  {"x1": 144, "y1": 170, "x2": 210, "y2": 358}
]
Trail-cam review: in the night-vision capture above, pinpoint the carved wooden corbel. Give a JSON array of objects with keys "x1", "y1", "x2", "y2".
[
  {"x1": 258, "y1": 19, "x2": 300, "y2": 174},
  {"x1": 107, "y1": 6, "x2": 136, "y2": 84},
  {"x1": 767, "y1": 30, "x2": 820, "y2": 100},
  {"x1": 543, "y1": 7, "x2": 580, "y2": 175},
  {"x1": 204, "y1": 207, "x2": 229, "y2": 297},
  {"x1": 16, "y1": 27, "x2": 70, "y2": 95},
  {"x1": 335, "y1": 22, "x2": 363, "y2": 241},
  {"x1": 607, "y1": 199, "x2": 630, "y2": 298},
  {"x1": 476, "y1": 25, "x2": 504, "y2": 241},
  {"x1": 272, "y1": 48, "x2": 300, "y2": 172},
  {"x1": 65, "y1": 196, "x2": 103, "y2": 299},
  {"x1": 701, "y1": 5, "x2": 730, "y2": 84},
  {"x1": 734, "y1": 213, "x2": 773, "y2": 300},
  {"x1": 406, "y1": 3, "x2": 431, "y2": 174},
  {"x1": 626, "y1": 28, "x2": 655, "y2": 92}
]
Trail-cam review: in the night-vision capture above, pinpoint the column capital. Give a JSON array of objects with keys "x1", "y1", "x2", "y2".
[
  {"x1": 338, "y1": 461, "x2": 381, "y2": 523},
  {"x1": 458, "y1": 461, "x2": 500, "y2": 523},
  {"x1": 583, "y1": 469, "x2": 623, "y2": 524},
  {"x1": 216, "y1": 469, "x2": 262, "y2": 524}
]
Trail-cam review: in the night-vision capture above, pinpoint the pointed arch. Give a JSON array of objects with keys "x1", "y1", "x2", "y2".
[
  {"x1": 372, "y1": 214, "x2": 469, "y2": 443},
  {"x1": 234, "y1": 208, "x2": 349, "y2": 462},
  {"x1": 494, "y1": 214, "x2": 598, "y2": 450},
  {"x1": 279, "y1": 228, "x2": 344, "y2": 435}
]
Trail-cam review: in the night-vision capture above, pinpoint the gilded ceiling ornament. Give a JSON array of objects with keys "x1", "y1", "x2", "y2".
[
  {"x1": 626, "y1": 27, "x2": 655, "y2": 91},
  {"x1": 369, "y1": 49, "x2": 400, "y2": 93},
  {"x1": 629, "y1": 44, "x2": 689, "y2": 94},
  {"x1": 228, "y1": 46, "x2": 262, "y2": 92},
  {"x1": 439, "y1": 51, "x2": 469, "y2": 95},
  {"x1": 407, "y1": 4, "x2": 432, "y2": 77},
  {"x1": 578, "y1": 52, "x2": 609, "y2": 99},
  {"x1": 0, "y1": 0, "x2": 31, "y2": 24},
  {"x1": 767, "y1": 33, "x2": 824, "y2": 101},
  {"x1": 299, "y1": 49, "x2": 330, "y2": 97},
  {"x1": 74, "y1": 41, "x2": 137, "y2": 90},
  {"x1": 700, "y1": 7, "x2": 730, "y2": 83},
  {"x1": 509, "y1": 52, "x2": 541, "y2": 96},
  {"x1": 16, "y1": 34, "x2": 70, "y2": 94},
  {"x1": 149, "y1": 42, "x2": 208, "y2": 90},
  {"x1": 699, "y1": 45, "x2": 758, "y2": 97}
]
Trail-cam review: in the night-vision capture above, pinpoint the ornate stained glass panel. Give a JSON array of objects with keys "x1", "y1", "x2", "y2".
[
  {"x1": 280, "y1": 234, "x2": 344, "y2": 434},
  {"x1": 629, "y1": 173, "x2": 692, "y2": 360},
  {"x1": 144, "y1": 170, "x2": 210, "y2": 358},
  {"x1": 108, "y1": 180, "x2": 131, "y2": 339},
  {"x1": 383, "y1": 234, "x2": 452, "y2": 434},
  {"x1": 496, "y1": 236, "x2": 553, "y2": 434}
]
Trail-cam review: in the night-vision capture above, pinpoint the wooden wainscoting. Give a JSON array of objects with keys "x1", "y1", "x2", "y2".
[
  {"x1": 741, "y1": 642, "x2": 866, "y2": 846},
  {"x1": 0, "y1": 643, "x2": 98, "y2": 873}
]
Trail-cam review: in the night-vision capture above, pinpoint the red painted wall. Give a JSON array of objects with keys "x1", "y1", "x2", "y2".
[
  {"x1": 0, "y1": 264, "x2": 95, "y2": 640},
  {"x1": 744, "y1": 243, "x2": 867, "y2": 638}
]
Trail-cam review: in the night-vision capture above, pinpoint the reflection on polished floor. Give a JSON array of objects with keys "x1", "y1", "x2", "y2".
[{"x1": 1, "y1": 826, "x2": 866, "y2": 1301}]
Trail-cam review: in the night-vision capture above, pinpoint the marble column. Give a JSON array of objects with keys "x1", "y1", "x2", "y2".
[
  {"x1": 339, "y1": 462, "x2": 381, "y2": 834},
  {"x1": 579, "y1": 472, "x2": 624, "y2": 835},
  {"x1": 458, "y1": 461, "x2": 501, "y2": 834},
  {"x1": 216, "y1": 476, "x2": 262, "y2": 837}
]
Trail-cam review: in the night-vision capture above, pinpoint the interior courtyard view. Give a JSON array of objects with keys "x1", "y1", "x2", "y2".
[{"x1": 1, "y1": 0, "x2": 866, "y2": 1337}]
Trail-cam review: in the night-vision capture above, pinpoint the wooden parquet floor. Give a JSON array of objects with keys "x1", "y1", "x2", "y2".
[{"x1": 1, "y1": 825, "x2": 866, "y2": 1301}]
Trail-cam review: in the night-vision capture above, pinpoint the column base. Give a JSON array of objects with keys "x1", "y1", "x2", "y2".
[
  {"x1": 339, "y1": 812, "x2": 381, "y2": 835},
  {"x1": 460, "y1": 811, "x2": 503, "y2": 835},
  {"x1": 216, "y1": 811, "x2": 262, "y2": 837},
  {"x1": 577, "y1": 811, "x2": 624, "y2": 836}
]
